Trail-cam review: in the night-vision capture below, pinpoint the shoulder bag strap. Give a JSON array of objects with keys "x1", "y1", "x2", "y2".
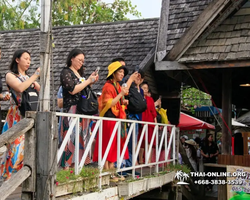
[
  {"x1": 109, "y1": 82, "x2": 121, "y2": 104},
  {"x1": 5, "y1": 72, "x2": 23, "y2": 106}
]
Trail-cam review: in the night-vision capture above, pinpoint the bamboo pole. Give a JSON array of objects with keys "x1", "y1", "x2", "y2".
[
  {"x1": 39, "y1": 0, "x2": 52, "y2": 111},
  {"x1": 0, "y1": 118, "x2": 34, "y2": 147},
  {"x1": 0, "y1": 166, "x2": 31, "y2": 200}
]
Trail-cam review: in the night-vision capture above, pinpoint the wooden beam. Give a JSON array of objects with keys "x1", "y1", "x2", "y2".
[
  {"x1": 22, "y1": 127, "x2": 36, "y2": 199},
  {"x1": 155, "y1": 0, "x2": 169, "y2": 61},
  {"x1": 140, "y1": 46, "x2": 155, "y2": 71},
  {"x1": 157, "y1": 60, "x2": 250, "y2": 71},
  {"x1": 166, "y1": 0, "x2": 230, "y2": 61},
  {"x1": 188, "y1": 60, "x2": 250, "y2": 69},
  {"x1": 155, "y1": 61, "x2": 189, "y2": 71},
  {"x1": 0, "y1": 166, "x2": 31, "y2": 200},
  {"x1": 222, "y1": 70, "x2": 232, "y2": 155},
  {"x1": 0, "y1": 118, "x2": 34, "y2": 147},
  {"x1": 200, "y1": 0, "x2": 247, "y2": 41}
]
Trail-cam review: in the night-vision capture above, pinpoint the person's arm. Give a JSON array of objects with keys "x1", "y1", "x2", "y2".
[
  {"x1": 57, "y1": 86, "x2": 63, "y2": 108},
  {"x1": 57, "y1": 98, "x2": 63, "y2": 108},
  {"x1": 125, "y1": 72, "x2": 139, "y2": 88},
  {"x1": 6, "y1": 69, "x2": 40, "y2": 93},
  {"x1": 62, "y1": 70, "x2": 98, "y2": 95},
  {"x1": 200, "y1": 149, "x2": 209, "y2": 158},
  {"x1": 154, "y1": 117, "x2": 157, "y2": 123},
  {"x1": 110, "y1": 87, "x2": 128, "y2": 107},
  {"x1": 34, "y1": 81, "x2": 40, "y2": 92}
]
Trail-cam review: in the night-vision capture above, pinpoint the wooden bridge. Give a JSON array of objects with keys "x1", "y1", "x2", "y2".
[{"x1": 0, "y1": 111, "x2": 183, "y2": 200}]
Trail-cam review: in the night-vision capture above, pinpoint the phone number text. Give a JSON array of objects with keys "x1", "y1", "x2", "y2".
[{"x1": 194, "y1": 180, "x2": 243, "y2": 185}]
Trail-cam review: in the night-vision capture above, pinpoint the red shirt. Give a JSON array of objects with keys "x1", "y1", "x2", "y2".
[{"x1": 142, "y1": 96, "x2": 157, "y2": 123}]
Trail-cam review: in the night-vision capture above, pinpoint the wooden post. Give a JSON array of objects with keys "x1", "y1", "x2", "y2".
[
  {"x1": 36, "y1": 112, "x2": 57, "y2": 200},
  {"x1": 40, "y1": 0, "x2": 52, "y2": 111},
  {"x1": 222, "y1": 70, "x2": 232, "y2": 155},
  {"x1": 22, "y1": 112, "x2": 37, "y2": 200},
  {"x1": 218, "y1": 177, "x2": 227, "y2": 200},
  {"x1": 155, "y1": 0, "x2": 169, "y2": 61}
]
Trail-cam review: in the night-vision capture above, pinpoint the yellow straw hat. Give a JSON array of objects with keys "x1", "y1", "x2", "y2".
[{"x1": 106, "y1": 61, "x2": 128, "y2": 79}]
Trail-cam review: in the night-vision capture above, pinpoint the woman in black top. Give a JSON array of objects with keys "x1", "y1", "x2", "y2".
[
  {"x1": 201, "y1": 134, "x2": 219, "y2": 163},
  {"x1": 59, "y1": 49, "x2": 98, "y2": 168},
  {"x1": 201, "y1": 134, "x2": 219, "y2": 191}
]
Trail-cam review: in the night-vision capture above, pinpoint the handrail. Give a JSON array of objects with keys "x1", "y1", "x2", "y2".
[
  {"x1": 0, "y1": 118, "x2": 34, "y2": 148},
  {"x1": 56, "y1": 112, "x2": 177, "y2": 186},
  {"x1": 0, "y1": 166, "x2": 31, "y2": 200}
]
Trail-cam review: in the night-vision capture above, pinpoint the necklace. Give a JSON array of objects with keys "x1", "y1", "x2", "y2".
[{"x1": 70, "y1": 66, "x2": 81, "y2": 78}]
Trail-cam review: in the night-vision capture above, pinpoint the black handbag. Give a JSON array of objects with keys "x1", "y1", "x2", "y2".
[{"x1": 77, "y1": 86, "x2": 98, "y2": 115}]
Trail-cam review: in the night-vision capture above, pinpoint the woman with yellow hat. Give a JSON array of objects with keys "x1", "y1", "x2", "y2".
[{"x1": 93, "y1": 61, "x2": 138, "y2": 180}]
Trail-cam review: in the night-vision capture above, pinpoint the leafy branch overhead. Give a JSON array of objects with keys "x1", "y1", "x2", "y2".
[
  {"x1": 181, "y1": 86, "x2": 212, "y2": 112},
  {"x1": 0, "y1": 0, "x2": 141, "y2": 30}
]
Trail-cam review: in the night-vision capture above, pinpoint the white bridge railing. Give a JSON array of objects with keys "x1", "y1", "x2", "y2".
[{"x1": 56, "y1": 112, "x2": 177, "y2": 188}]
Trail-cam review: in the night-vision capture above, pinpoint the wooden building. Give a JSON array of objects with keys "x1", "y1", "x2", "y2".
[{"x1": 155, "y1": 0, "x2": 250, "y2": 155}]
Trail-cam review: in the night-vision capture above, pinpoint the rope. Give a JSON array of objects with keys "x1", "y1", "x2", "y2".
[
  {"x1": 193, "y1": 70, "x2": 232, "y2": 136},
  {"x1": 186, "y1": 70, "x2": 222, "y2": 128}
]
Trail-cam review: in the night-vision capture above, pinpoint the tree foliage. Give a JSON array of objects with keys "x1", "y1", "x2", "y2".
[
  {"x1": 181, "y1": 86, "x2": 212, "y2": 112},
  {"x1": 0, "y1": 0, "x2": 40, "y2": 30},
  {"x1": 0, "y1": 0, "x2": 141, "y2": 30}
]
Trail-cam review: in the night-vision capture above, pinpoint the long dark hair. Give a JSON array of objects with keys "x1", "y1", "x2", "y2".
[
  {"x1": 66, "y1": 48, "x2": 85, "y2": 67},
  {"x1": 187, "y1": 144, "x2": 197, "y2": 161},
  {"x1": 9, "y1": 49, "x2": 30, "y2": 74},
  {"x1": 204, "y1": 133, "x2": 213, "y2": 147}
]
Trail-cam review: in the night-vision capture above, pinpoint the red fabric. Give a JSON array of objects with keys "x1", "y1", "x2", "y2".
[
  {"x1": 177, "y1": 112, "x2": 215, "y2": 130},
  {"x1": 93, "y1": 120, "x2": 128, "y2": 162},
  {"x1": 139, "y1": 96, "x2": 157, "y2": 147},
  {"x1": 98, "y1": 80, "x2": 126, "y2": 119},
  {"x1": 93, "y1": 80, "x2": 128, "y2": 163}
]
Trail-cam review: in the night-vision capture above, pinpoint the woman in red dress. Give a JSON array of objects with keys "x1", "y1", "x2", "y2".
[
  {"x1": 139, "y1": 82, "x2": 157, "y2": 164},
  {"x1": 93, "y1": 61, "x2": 137, "y2": 180}
]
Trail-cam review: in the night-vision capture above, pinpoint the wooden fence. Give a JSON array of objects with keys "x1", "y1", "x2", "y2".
[
  {"x1": 218, "y1": 154, "x2": 250, "y2": 167},
  {"x1": 0, "y1": 112, "x2": 57, "y2": 200},
  {"x1": 0, "y1": 114, "x2": 35, "y2": 200}
]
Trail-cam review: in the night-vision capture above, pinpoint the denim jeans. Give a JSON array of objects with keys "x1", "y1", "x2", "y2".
[{"x1": 125, "y1": 114, "x2": 139, "y2": 167}]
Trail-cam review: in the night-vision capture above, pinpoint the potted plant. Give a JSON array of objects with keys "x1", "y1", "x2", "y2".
[{"x1": 55, "y1": 167, "x2": 110, "y2": 197}]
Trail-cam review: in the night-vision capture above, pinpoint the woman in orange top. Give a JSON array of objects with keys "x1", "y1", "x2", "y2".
[{"x1": 93, "y1": 62, "x2": 137, "y2": 173}]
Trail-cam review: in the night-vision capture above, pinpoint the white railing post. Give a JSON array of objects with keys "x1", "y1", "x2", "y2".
[
  {"x1": 155, "y1": 124, "x2": 159, "y2": 173},
  {"x1": 165, "y1": 125, "x2": 168, "y2": 163},
  {"x1": 173, "y1": 126, "x2": 176, "y2": 165},
  {"x1": 145, "y1": 124, "x2": 148, "y2": 165},
  {"x1": 117, "y1": 121, "x2": 121, "y2": 170},
  {"x1": 98, "y1": 119, "x2": 103, "y2": 190},
  {"x1": 132, "y1": 122, "x2": 136, "y2": 178},
  {"x1": 75, "y1": 117, "x2": 79, "y2": 175}
]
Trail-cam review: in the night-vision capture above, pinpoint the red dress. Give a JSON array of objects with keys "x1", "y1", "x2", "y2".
[
  {"x1": 93, "y1": 80, "x2": 129, "y2": 163},
  {"x1": 139, "y1": 96, "x2": 157, "y2": 147}
]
